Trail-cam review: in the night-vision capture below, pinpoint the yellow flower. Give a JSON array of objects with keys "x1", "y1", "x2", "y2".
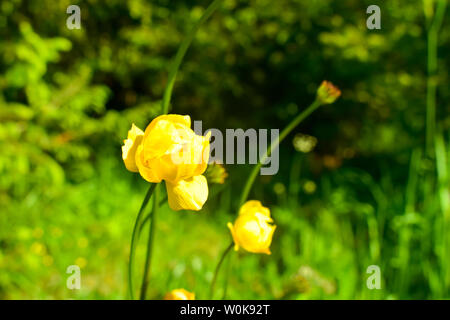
[
  {"x1": 121, "y1": 123, "x2": 144, "y2": 172},
  {"x1": 135, "y1": 115, "x2": 210, "y2": 184},
  {"x1": 227, "y1": 200, "x2": 276, "y2": 255},
  {"x1": 164, "y1": 288, "x2": 195, "y2": 300},
  {"x1": 122, "y1": 115, "x2": 211, "y2": 211},
  {"x1": 317, "y1": 80, "x2": 341, "y2": 104}
]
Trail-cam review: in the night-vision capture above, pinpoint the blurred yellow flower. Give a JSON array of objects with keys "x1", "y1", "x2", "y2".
[
  {"x1": 75, "y1": 257, "x2": 87, "y2": 268},
  {"x1": 31, "y1": 242, "x2": 45, "y2": 255},
  {"x1": 227, "y1": 200, "x2": 276, "y2": 255},
  {"x1": 122, "y1": 115, "x2": 211, "y2": 211},
  {"x1": 164, "y1": 288, "x2": 195, "y2": 300},
  {"x1": 293, "y1": 133, "x2": 317, "y2": 153},
  {"x1": 121, "y1": 123, "x2": 144, "y2": 172},
  {"x1": 303, "y1": 180, "x2": 317, "y2": 194}
]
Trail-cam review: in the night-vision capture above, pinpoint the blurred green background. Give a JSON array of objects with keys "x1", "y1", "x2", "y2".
[{"x1": 1, "y1": 0, "x2": 449, "y2": 299}]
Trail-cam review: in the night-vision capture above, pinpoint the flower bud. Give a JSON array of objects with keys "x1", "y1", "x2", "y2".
[{"x1": 317, "y1": 81, "x2": 341, "y2": 104}]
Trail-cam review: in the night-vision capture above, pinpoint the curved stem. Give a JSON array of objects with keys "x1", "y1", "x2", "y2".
[
  {"x1": 221, "y1": 248, "x2": 233, "y2": 299},
  {"x1": 138, "y1": 184, "x2": 227, "y2": 235},
  {"x1": 138, "y1": 196, "x2": 168, "y2": 236},
  {"x1": 161, "y1": 0, "x2": 223, "y2": 114},
  {"x1": 139, "y1": 183, "x2": 159, "y2": 300},
  {"x1": 209, "y1": 242, "x2": 233, "y2": 299},
  {"x1": 128, "y1": 183, "x2": 156, "y2": 300},
  {"x1": 239, "y1": 99, "x2": 322, "y2": 207}
]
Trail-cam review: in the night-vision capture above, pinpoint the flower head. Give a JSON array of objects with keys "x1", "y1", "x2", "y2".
[
  {"x1": 135, "y1": 115, "x2": 210, "y2": 184},
  {"x1": 227, "y1": 200, "x2": 276, "y2": 255},
  {"x1": 122, "y1": 114, "x2": 211, "y2": 211},
  {"x1": 163, "y1": 288, "x2": 195, "y2": 300},
  {"x1": 317, "y1": 81, "x2": 341, "y2": 104}
]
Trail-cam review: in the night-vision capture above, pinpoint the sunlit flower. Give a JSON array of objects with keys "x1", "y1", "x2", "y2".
[
  {"x1": 317, "y1": 80, "x2": 341, "y2": 104},
  {"x1": 227, "y1": 200, "x2": 276, "y2": 255},
  {"x1": 164, "y1": 288, "x2": 195, "y2": 300},
  {"x1": 135, "y1": 115, "x2": 210, "y2": 183},
  {"x1": 122, "y1": 115, "x2": 211, "y2": 211}
]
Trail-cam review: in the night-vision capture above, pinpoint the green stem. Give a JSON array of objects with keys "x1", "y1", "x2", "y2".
[
  {"x1": 128, "y1": 183, "x2": 156, "y2": 300},
  {"x1": 209, "y1": 242, "x2": 233, "y2": 299},
  {"x1": 161, "y1": 0, "x2": 223, "y2": 114},
  {"x1": 139, "y1": 184, "x2": 227, "y2": 235},
  {"x1": 239, "y1": 99, "x2": 322, "y2": 207},
  {"x1": 221, "y1": 249, "x2": 233, "y2": 299},
  {"x1": 425, "y1": 0, "x2": 447, "y2": 156},
  {"x1": 138, "y1": 196, "x2": 168, "y2": 236},
  {"x1": 140, "y1": 183, "x2": 160, "y2": 300}
]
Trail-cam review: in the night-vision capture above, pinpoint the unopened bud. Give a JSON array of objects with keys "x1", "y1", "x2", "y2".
[{"x1": 317, "y1": 81, "x2": 341, "y2": 104}]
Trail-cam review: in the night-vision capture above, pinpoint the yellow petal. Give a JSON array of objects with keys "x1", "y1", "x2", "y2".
[
  {"x1": 135, "y1": 144, "x2": 162, "y2": 182},
  {"x1": 122, "y1": 123, "x2": 144, "y2": 172},
  {"x1": 239, "y1": 200, "x2": 271, "y2": 218},
  {"x1": 166, "y1": 175, "x2": 208, "y2": 211},
  {"x1": 144, "y1": 115, "x2": 191, "y2": 137},
  {"x1": 227, "y1": 222, "x2": 240, "y2": 251}
]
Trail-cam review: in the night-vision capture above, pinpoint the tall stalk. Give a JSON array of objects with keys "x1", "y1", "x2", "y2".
[
  {"x1": 209, "y1": 242, "x2": 233, "y2": 299},
  {"x1": 140, "y1": 184, "x2": 159, "y2": 300},
  {"x1": 423, "y1": 0, "x2": 447, "y2": 297},
  {"x1": 128, "y1": 183, "x2": 156, "y2": 300},
  {"x1": 211, "y1": 96, "x2": 327, "y2": 299},
  {"x1": 129, "y1": 0, "x2": 223, "y2": 300},
  {"x1": 425, "y1": 0, "x2": 447, "y2": 156},
  {"x1": 239, "y1": 99, "x2": 322, "y2": 207},
  {"x1": 435, "y1": 132, "x2": 450, "y2": 291},
  {"x1": 162, "y1": 0, "x2": 224, "y2": 114}
]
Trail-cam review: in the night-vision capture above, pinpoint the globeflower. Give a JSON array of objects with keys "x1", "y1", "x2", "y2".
[
  {"x1": 227, "y1": 200, "x2": 276, "y2": 255},
  {"x1": 122, "y1": 114, "x2": 210, "y2": 211},
  {"x1": 164, "y1": 288, "x2": 195, "y2": 300}
]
